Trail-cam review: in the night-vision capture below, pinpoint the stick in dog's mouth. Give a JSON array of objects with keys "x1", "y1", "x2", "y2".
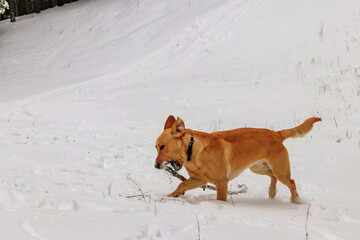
[{"x1": 169, "y1": 160, "x2": 181, "y2": 171}]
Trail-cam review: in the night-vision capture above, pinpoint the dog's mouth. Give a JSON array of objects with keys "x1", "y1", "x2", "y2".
[{"x1": 169, "y1": 159, "x2": 182, "y2": 171}]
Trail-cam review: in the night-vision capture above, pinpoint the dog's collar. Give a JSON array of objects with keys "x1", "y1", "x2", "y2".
[{"x1": 186, "y1": 135, "x2": 194, "y2": 161}]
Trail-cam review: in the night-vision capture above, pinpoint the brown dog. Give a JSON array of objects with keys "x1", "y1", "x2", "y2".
[{"x1": 155, "y1": 115, "x2": 321, "y2": 203}]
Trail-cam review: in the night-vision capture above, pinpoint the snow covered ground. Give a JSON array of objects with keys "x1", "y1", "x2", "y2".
[{"x1": 1, "y1": 0, "x2": 360, "y2": 239}]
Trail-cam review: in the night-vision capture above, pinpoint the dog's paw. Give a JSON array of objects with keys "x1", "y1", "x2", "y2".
[
  {"x1": 291, "y1": 197, "x2": 304, "y2": 204},
  {"x1": 268, "y1": 189, "x2": 276, "y2": 199},
  {"x1": 167, "y1": 192, "x2": 179, "y2": 198},
  {"x1": 167, "y1": 191, "x2": 184, "y2": 198}
]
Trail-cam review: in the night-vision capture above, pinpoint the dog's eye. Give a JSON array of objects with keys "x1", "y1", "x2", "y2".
[{"x1": 160, "y1": 145, "x2": 165, "y2": 150}]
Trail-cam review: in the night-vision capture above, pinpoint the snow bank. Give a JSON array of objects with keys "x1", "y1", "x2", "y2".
[{"x1": 0, "y1": 0, "x2": 359, "y2": 239}]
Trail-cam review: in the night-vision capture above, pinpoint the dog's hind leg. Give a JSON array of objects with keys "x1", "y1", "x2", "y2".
[
  {"x1": 250, "y1": 162, "x2": 277, "y2": 199},
  {"x1": 268, "y1": 147, "x2": 300, "y2": 203},
  {"x1": 168, "y1": 178, "x2": 206, "y2": 198}
]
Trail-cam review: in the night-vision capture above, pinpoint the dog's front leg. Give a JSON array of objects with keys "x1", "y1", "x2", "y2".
[
  {"x1": 168, "y1": 178, "x2": 206, "y2": 198},
  {"x1": 215, "y1": 181, "x2": 228, "y2": 201}
]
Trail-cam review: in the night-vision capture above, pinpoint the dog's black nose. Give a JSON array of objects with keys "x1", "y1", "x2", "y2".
[{"x1": 154, "y1": 162, "x2": 161, "y2": 169}]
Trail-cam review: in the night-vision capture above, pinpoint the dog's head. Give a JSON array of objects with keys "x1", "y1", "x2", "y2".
[{"x1": 154, "y1": 115, "x2": 187, "y2": 171}]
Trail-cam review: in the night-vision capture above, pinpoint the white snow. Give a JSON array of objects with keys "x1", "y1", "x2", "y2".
[{"x1": 1, "y1": 0, "x2": 360, "y2": 239}]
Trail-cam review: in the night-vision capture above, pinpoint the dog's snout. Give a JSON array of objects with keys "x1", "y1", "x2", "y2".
[{"x1": 154, "y1": 162, "x2": 161, "y2": 169}]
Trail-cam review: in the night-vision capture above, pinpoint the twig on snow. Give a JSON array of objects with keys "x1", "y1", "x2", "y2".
[
  {"x1": 154, "y1": 197, "x2": 186, "y2": 205},
  {"x1": 154, "y1": 199, "x2": 157, "y2": 216},
  {"x1": 305, "y1": 200, "x2": 312, "y2": 240},
  {"x1": 126, "y1": 177, "x2": 151, "y2": 203},
  {"x1": 196, "y1": 214, "x2": 200, "y2": 240},
  {"x1": 108, "y1": 183, "x2": 112, "y2": 196}
]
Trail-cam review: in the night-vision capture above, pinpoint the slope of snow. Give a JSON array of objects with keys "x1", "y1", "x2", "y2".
[{"x1": 1, "y1": 0, "x2": 360, "y2": 239}]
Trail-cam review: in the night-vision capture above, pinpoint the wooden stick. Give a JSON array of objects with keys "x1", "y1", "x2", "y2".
[{"x1": 163, "y1": 166, "x2": 247, "y2": 195}]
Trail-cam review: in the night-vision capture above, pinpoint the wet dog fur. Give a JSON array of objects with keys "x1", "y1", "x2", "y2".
[{"x1": 155, "y1": 115, "x2": 321, "y2": 202}]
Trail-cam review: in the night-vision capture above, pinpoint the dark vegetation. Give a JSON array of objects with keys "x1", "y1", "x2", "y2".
[{"x1": 1, "y1": 0, "x2": 79, "y2": 22}]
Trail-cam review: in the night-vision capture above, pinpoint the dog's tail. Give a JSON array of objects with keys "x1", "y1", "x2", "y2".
[{"x1": 277, "y1": 117, "x2": 321, "y2": 141}]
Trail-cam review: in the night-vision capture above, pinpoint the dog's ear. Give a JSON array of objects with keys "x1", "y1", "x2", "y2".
[
  {"x1": 164, "y1": 115, "x2": 176, "y2": 130},
  {"x1": 171, "y1": 117, "x2": 186, "y2": 137}
]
